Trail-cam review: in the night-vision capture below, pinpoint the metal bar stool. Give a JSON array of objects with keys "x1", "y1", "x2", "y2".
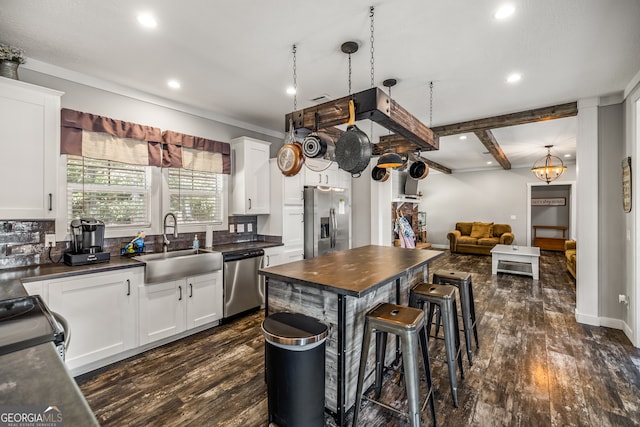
[
  {"x1": 353, "y1": 303, "x2": 437, "y2": 427},
  {"x1": 432, "y1": 270, "x2": 479, "y2": 366},
  {"x1": 409, "y1": 283, "x2": 464, "y2": 407}
]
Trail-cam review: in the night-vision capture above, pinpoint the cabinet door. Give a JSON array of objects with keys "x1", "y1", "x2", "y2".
[
  {"x1": 263, "y1": 246, "x2": 284, "y2": 267},
  {"x1": 283, "y1": 173, "x2": 304, "y2": 205},
  {"x1": 283, "y1": 206, "x2": 304, "y2": 247},
  {"x1": 0, "y1": 80, "x2": 61, "y2": 219},
  {"x1": 283, "y1": 247, "x2": 304, "y2": 264},
  {"x1": 47, "y1": 270, "x2": 139, "y2": 371},
  {"x1": 139, "y1": 280, "x2": 186, "y2": 345},
  {"x1": 22, "y1": 280, "x2": 46, "y2": 300},
  {"x1": 186, "y1": 271, "x2": 223, "y2": 329},
  {"x1": 231, "y1": 137, "x2": 271, "y2": 214}
]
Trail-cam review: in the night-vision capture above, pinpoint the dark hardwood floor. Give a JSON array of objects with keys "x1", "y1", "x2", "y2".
[{"x1": 77, "y1": 250, "x2": 640, "y2": 426}]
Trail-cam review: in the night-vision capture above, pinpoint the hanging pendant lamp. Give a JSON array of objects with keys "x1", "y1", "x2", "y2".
[
  {"x1": 377, "y1": 78, "x2": 404, "y2": 169},
  {"x1": 531, "y1": 145, "x2": 566, "y2": 184}
]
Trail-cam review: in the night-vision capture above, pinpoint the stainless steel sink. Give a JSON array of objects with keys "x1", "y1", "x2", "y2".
[{"x1": 133, "y1": 249, "x2": 222, "y2": 284}]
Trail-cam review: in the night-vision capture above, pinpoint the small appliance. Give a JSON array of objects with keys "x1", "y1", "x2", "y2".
[{"x1": 64, "y1": 218, "x2": 111, "y2": 266}]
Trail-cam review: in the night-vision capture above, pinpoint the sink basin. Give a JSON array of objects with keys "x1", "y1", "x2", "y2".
[{"x1": 133, "y1": 249, "x2": 222, "y2": 284}]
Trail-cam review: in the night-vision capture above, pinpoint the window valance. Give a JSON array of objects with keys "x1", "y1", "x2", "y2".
[
  {"x1": 162, "y1": 130, "x2": 230, "y2": 174},
  {"x1": 60, "y1": 108, "x2": 231, "y2": 174}
]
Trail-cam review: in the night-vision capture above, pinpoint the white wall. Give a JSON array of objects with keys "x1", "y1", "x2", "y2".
[
  {"x1": 598, "y1": 103, "x2": 626, "y2": 323},
  {"x1": 418, "y1": 166, "x2": 576, "y2": 248}
]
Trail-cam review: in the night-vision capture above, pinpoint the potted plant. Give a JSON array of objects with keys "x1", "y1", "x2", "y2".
[{"x1": 0, "y1": 43, "x2": 26, "y2": 80}]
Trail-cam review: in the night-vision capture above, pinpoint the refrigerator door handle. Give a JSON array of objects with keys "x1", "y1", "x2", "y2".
[{"x1": 330, "y1": 208, "x2": 337, "y2": 248}]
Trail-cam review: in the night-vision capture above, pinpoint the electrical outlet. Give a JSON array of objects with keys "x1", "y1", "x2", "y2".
[
  {"x1": 45, "y1": 234, "x2": 56, "y2": 248},
  {"x1": 247, "y1": 223, "x2": 253, "y2": 232},
  {"x1": 229, "y1": 224, "x2": 235, "y2": 233},
  {"x1": 237, "y1": 224, "x2": 245, "y2": 233}
]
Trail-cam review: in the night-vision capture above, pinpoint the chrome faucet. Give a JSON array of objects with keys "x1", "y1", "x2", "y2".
[{"x1": 162, "y1": 213, "x2": 178, "y2": 252}]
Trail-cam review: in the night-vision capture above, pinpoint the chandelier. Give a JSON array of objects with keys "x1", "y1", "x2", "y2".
[{"x1": 531, "y1": 145, "x2": 566, "y2": 184}]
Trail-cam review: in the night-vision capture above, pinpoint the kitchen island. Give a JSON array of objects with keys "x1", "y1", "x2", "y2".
[{"x1": 259, "y1": 244, "x2": 443, "y2": 426}]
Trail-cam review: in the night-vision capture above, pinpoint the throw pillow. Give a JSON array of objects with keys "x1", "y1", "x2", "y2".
[{"x1": 470, "y1": 222, "x2": 493, "y2": 238}]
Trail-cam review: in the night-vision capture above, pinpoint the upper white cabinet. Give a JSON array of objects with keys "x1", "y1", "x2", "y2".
[
  {"x1": 230, "y1": 137, "x2": 271, "y2": 215},
  {"x1": 304, "y1": 159, "x2": 351, "y2": 190},
  {"x1": 0, "y1": 79, "x2": 62, "y2": 219}
]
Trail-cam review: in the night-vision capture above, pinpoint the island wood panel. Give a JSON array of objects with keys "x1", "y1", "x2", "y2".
[{"x1": 266, "y1": 266, "x2": 425, "y2": 415}]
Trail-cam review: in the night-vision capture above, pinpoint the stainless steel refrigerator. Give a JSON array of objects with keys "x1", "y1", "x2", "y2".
[{"x1": 304, "y1": 187, "x2": 350, "y2": 258}]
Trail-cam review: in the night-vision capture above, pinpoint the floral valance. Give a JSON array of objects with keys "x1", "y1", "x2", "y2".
[{"x1": 60, "y1": 108, "x2": 231, "y2": 174}]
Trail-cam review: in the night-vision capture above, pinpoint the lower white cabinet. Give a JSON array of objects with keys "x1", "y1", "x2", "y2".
[
  {"x1": 138, "y1": 271, "x2": 222, "y2": 345},
  {"x1": 263, "y1": 246, "x2": 284, "y2": 267},
  {"x1": 44, "y1": 269, "x2": 142, "y2": 372}
]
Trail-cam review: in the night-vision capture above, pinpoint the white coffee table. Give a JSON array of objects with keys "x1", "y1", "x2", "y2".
[{"x1": 490, "y1": 244, "x2": 540, "y2": 280}]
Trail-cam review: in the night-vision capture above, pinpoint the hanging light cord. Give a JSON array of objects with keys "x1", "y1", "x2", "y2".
[
  {"x1": 429, "y1": 81, "x2": 434, "y2": 128},
  {"x1": 292, "y1": 44, "x2": 297, "y2": 111},
  {"x1": 369, "y1": 5, "x2": 375, "y2": 138}
]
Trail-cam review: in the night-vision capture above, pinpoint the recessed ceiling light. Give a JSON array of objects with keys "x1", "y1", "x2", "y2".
[
  {"x1": 167, "y1": 80, "x2": 180, "y2": 89},
  {"x1": 564, "y1": 154, "x2": 571, "y2": 158},
  {"x1": 286, "y1": 86, "x2": 296, "y2": 95},
  {"x1": 506, "y1": 73, "x2": 522, "y2": 83},
  {"x1": 487, "y1": 161, "x2": 493, "y2": 165},
  {"x1": 459, "y1": 135, "x2": 467, "y2": 140},
  {"x1": 494, "y1": 4, "x2": 515, "y2": 20},
  {"x1": 137, "y1": 13, "x2": 157, "y2": 28}
]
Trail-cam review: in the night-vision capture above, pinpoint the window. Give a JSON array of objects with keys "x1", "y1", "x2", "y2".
[
  {"x1": 168, "y1": 169, "x2": 224, "y2": 224},
  {"x1": 67, "y1": 155, "x2": 151, "y2": 227}
]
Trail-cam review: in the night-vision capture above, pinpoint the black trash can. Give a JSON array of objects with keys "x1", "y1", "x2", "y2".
[{"x1": 262, "y1": 312, "x2": 328, "y2": 427}]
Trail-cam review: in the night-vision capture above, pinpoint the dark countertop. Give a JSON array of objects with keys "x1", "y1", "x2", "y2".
[
  {"x1": 0, "y1": 240, "x2": 279, "y2": 423},
  {"x1": 260, "y1": 245, "x2": 444, "y2": 297},
  {"x1": 0, "y1": 343, "x2": 99, "y2": 425}
]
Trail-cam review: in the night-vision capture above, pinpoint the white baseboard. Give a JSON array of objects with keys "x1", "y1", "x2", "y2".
[
  {"x1": 599, "y1": 316, "x2": 626, "y2": 330},
  {"x1": 574, "y1": 309, "x2": 600, "y2": 326}
]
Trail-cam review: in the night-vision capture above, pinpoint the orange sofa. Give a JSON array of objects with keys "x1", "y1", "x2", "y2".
[{"x1": 447, "y1": 221, "x2": 515, "y2": 255}]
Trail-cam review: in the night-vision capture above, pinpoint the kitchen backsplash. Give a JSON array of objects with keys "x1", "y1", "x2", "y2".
[{"x1": 0, "y1": 217, "x2": 281, "y2": 270}]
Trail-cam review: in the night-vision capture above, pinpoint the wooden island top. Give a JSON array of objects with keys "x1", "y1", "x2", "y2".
[{"x1": 259, "y1": 245, "x2": 444, "y2": 297}]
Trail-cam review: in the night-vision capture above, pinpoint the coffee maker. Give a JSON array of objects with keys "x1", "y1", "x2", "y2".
[{"x1": 64, "y1": 218, "x2": 111, "y2": 266}]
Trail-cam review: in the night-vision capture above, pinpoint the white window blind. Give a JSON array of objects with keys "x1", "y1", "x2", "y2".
[
  {"x1": 67, "y1": 155, "x2": 151, "y2": 227},
  {"x1": 168, "y1": 169, "x2": 223, "y2": 224}
]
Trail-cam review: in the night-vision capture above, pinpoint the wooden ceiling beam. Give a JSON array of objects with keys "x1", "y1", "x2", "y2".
[
  {"x1": 372, "y1": 142, "x2": 451, "y2": 174},
  {"x1": 285, "y1": 87, "x2": 437, "y2": 151},
  {"x1": 419, "y1": 156, "x2": 452, "y2": 175},
  {"x1": 431, "y1": 102, "x2": 578, "y2": 136},
  {"x1": 474, "y1": 130, "x2": 511, "y2": 170}
]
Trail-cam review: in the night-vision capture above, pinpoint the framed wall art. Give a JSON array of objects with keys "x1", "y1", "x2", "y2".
[{"x1": 623, "y1": 156, "x2": 632, "y2": 213}]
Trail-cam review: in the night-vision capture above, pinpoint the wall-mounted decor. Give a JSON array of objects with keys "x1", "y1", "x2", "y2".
[
  {"x1": 623, "y1": 156, "x2": 632, "y2": 213},
  {"x1": 531, "y1": 197, "x2": 566, "y2": 206}
]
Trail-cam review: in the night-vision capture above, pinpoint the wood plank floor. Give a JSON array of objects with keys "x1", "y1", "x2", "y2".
[{"x1": 77, "y1": 250, "x2": 640, "y2": 426}]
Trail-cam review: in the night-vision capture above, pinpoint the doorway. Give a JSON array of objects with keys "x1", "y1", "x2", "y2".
[{"x1": 526, "y1": 182, "x2": 576, "y2": 248}]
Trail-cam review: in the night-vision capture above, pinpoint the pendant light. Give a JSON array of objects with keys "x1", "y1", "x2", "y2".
[
  {"x1": 377, "y1": 78, "x2": 404, "y2": 168},
  {"x1": 531, "y1": 145, "x2": 566, "y2": 184}
]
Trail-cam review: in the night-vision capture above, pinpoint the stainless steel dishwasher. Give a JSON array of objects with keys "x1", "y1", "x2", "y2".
[{"x1": 223, "y1": 248, "x2": 265, "y2": 319}]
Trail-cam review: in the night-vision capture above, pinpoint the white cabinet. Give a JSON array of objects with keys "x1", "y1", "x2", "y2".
[
  {"x1": 139, "y1": 271, "x2": 222, "y2": 345},
  {"x1": 44, "y1": 268, "x2": 142, "y2": 372},
  {"x1": 282, "y1": 172, "x2": 304, "y2": 205},
  {"x1": 0, "y1": 79, "x2": 62, "y2": 219},
  {"x1": 283, "y1": 206, "x2": 304, "y2": 248},
  {"x1": 230, "y1": 137, "x2": 271, "y2": 214},
  {"x1": 283, "y1": 247, "x2": 304, "y2": 263},
  {"x1": 304, "y1": 159, "x2": 351, "y2": 190},
  {"x1": 263, "y1": 246, "x2": 284, "y2": 268},
  {"x1": 185, "y1": 272, "x2": 223, "y2": 329}
]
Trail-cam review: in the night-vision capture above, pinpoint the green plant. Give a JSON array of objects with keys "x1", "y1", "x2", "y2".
[{"x1": 0, "y1": 43, "x2": 25, "y2": 64}]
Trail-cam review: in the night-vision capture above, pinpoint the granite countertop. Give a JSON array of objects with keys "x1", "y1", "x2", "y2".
[
  {"x1": 0, "y1": 240, "x2": 280, "y2": 424},
  {"x1": 260, "y1": 245, "x2": 444, "y2": 297}
]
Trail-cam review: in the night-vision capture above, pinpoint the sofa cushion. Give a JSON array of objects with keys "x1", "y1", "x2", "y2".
[
  {"x1": 477, "y1": 237, "x2": 500, "y2": 246},
  {"x1": 470, "y1": 222, "x2": 493, "y2": 238},
  {"x1": 458, "y1": 236, "x2": 478, "y2": 245},
  {"x1": 456, "y1": 222, "x2": 473, "y2": 236},
  {"x1": 492, "y1": 223, "x2": 511, "y2": 238}
]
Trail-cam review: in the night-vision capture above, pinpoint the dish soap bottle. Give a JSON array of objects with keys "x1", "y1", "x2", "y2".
[{"x1": 193, "y1": 235, "x2": 199, "y2": 250}]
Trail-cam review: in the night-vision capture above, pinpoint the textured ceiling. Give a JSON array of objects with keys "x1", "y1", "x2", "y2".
[{"x1": 1, "y1": 0, "x2": 639, "y2": 172}]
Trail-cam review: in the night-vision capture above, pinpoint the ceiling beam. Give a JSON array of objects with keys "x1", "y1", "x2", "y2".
[
  {"x1": 431, "y1": 102, "x2": 578, "y2": 136},
  {"x1": 474, "y1": 130, "x2": 511, "y2": 170},
  {"x1": 419, "y1": 156, "x2": 452, "y2": 175},
  {"x1": 285, "y1": 87, "x2": 437, "y2": 151}
]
